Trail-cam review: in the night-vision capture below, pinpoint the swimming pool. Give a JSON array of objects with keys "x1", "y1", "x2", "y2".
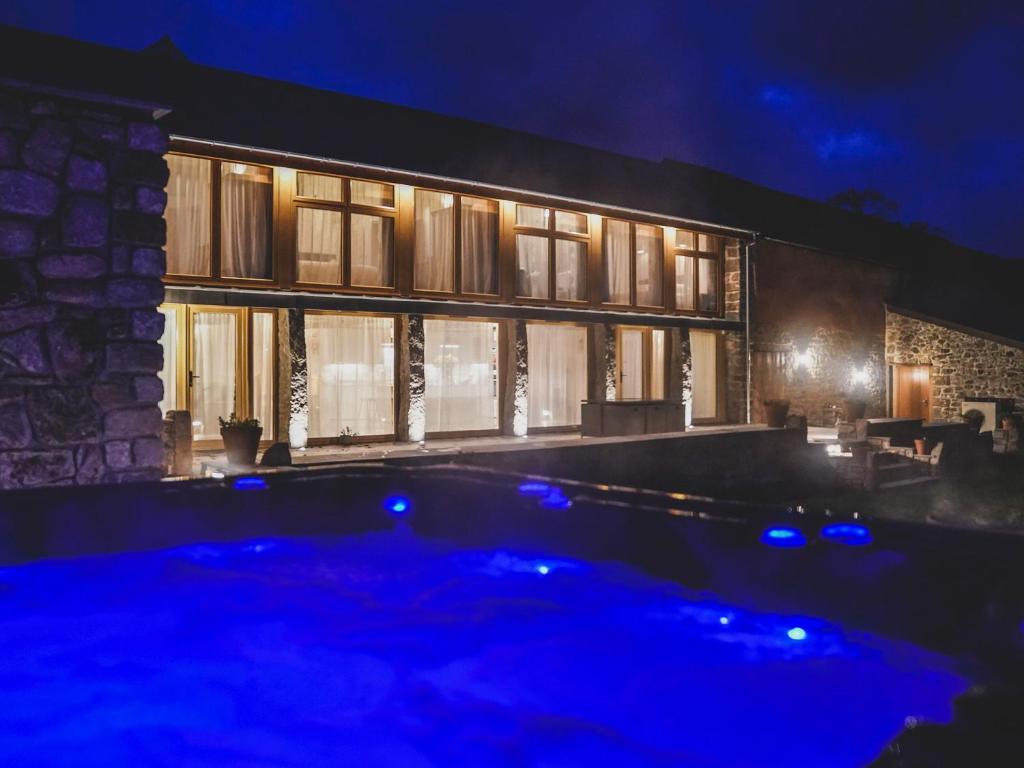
[{"x1": 0, "y1": 466, "x2": 1020, "y2": 765}]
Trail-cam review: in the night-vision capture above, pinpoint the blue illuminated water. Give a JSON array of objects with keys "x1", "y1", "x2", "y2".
[{"x1": 0, "y1": 531, "x2": 966, "y2": 766}]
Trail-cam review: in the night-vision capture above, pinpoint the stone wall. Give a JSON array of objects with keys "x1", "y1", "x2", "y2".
[
  {"x1": 886, "y1": 309, "x2": 1024, "y2": 419},
  {"x1": 0, "y1": 86, "x2": 167, "y2": 488}
]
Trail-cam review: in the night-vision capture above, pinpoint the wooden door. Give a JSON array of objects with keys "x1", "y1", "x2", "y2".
[{"x1": 892, "y1": 365, "x2": 931, "y2": 420}]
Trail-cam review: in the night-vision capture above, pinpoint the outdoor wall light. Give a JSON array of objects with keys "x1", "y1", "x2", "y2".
[
  {"x1": 794, "y1": 350, "x2": 812, "y2": 369},
  {"x1": 851, "y1": 366, "x2": 871, "y2": 386}
]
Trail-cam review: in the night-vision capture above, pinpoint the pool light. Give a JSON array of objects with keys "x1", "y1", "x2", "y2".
[
  {"x1": 719, "y1": 616, "x2": 730, "y2": 626},
  {"x1": 232, "y1": 476, "x2": 267, "y2": 491},
  {"x1": 787, "y1": 626, "x2": 808, "y2": 641},
  {"x1": 821, "y1": 523, "x2": 872, "y2": 546},
  {"x1": 536, "y1": 564, "x2": 550, "y2": 575},
  {"x1": 539, "y1": 490, "x2": 572, "y2": 510},
  {"x1": 761, "y1": 526, "x2": 806, "y2": 548},
  {"x1": 518, "y1": 481, "x2": 552, "y2": 497},
  {"x1": 383, "y1": 495, "x2": 411, "y2": 515}
]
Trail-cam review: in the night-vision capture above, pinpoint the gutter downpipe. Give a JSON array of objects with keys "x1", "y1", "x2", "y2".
[{"x1": 745, "y1": 236, "x2": 756, "y2": 424}]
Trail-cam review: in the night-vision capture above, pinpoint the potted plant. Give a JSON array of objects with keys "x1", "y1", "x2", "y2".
[
  {"x1": 764, "y1": 399, "x2": 791, "y2": 428},
  {"x1": 219, "y1": 413, "x2": 262, "y2": 465},
  {"x1": 844, "y1": 398, "x2": 867, "y2": 421},
  {"x1": 914, "y1": 436, "x2": 928, "y2": 455},
  {"x1": 338, "y1": 426, "x2": 358, "y2": 447}
]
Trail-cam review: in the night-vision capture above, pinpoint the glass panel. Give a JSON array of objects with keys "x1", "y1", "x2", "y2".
[
  {"x1": 296, "y1": 207, "x2": 342, "y2": 284},
  {"x1": 191, "y1": 311, "x2": 237, "y2": 441},
  {"x1": 690, "y1": 330, "x2": 718, "y2": 420},
  {"x1": 675, "y1": 254, "x2": 695, "y2": 310},
  {"x1": 516, "y1": 205, "x2": 548, "y2": 229},
  {"x1": 165, "y1": 155, "x2": 211, "y2": 276},
  {"x1": 157, "y1": 306, "x2": 177, "y2": 415},
  {"x1": 424, "y1": 319, "x2": 499, "y2": 433},
  {"x1": 635, "y1": 223, "x2": 663, "y2": 306},
  {"x1": 460, "y1": 197, "x2": 498, "y2": 294},
  {"x1": 413, "y1": 190, "x2": 454, "y2": 292},
  {"x1": 555, "y1": 210, "x2": 587, "y2": 234},
  {"x1": 618, "y1": 328, "x2": 644, "y2": 400},
  {"x1": 698, "y1": 233, "x2": 719, "y2": 253},
  {"x1": 699, "y1": 257, "x2": 719, "y2": 312},
  {"x1": 603, "y1": 219, "x2": 630, "y2": 304},
  {"x1": 650, "y1": 329, "x2": 665, "y2": 400},
  {"x1": 675, "y1": 229, "x2": 696, "y2": 250},
  {"x1": 516, "y1": 234, "x2": 549, "y2": 298},
  {"x1": 305, "y1": 314, "x2": 395, "y2": 438},
  {"x1": 555, "y1": 240, "x2": 586, "y2": 301},
  {"x1": 220, "y1": 163, "x2": 272, "y2": 279},
  {"x1": 296, "y1": 173, "x2": 342, "y2": 202},
  {"x1": 351, "y1": 213, "x2": 394, "y2": 287},
  {"x1": 351, "y1": 180, "x2": 395, "y2": 207},
  {"x1": 527, "y1": 324, "x2": 587, "y2": 428},
  {"x1": 252, "y1": 312, "x2": 275, "y2": 441}
]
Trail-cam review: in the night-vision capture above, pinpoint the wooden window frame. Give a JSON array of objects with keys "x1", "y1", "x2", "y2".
[
  {"x1": 512, "y1": 205, "x2": 590, "y2": 306},
  {"x1": 672, "y1": 230, "x2": 724, "y2": 318},
  {"x1": 601, "y1": 219, "x2": 665, "y2": 309}
]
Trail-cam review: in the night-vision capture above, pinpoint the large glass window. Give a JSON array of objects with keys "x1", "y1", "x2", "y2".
[
  {"x1": 221, "y1": 163, "x2": 272, "y2": 279},
  {"x1": 674, "y1": 229, "x2": 722, "y2": 314},
  {"x1": 635, "y1": 223, "x2": 663, "y2": 307},
  {"x1": 650, "y1": 329, "x2": 666, "y2": 400},
  {"x1": 414, "y1": 190, "x2": 455, "y2": 292},
  {"x1": 252, "y1": 311, "x2": 275, "y2": 441},
  {"x1": 424, "y1": 319, "x2": 499, "y2": 433},
  {"x1": 617, "y1": 326, "x2": 668, "y2": 400},
  {"x1": 603, "y1": 219, "x2": 630, "y2": 304},
  {"x1": 351, "y1": 213, "x2": 394, "y2": 287},
  {"x1": 603, "y1": 220, "x2": 663, "y2": 307},
  {"x1": 690, "y1": 329, "x2": 719, "y2": 420},
  {"x1": 305, "y1": 314, "x2": 395, "y2": 438},
  {"x1": 460, "y1": 196, "x2": 498, "y2": 295},
  {"x1": 190, "y1": 310, "x2": 238, "y2": 440},
  {"x1": 515, "y1": 205, "x2": 588, "y2": 302},
  {"x1": 527, "y1": 324, "x2": 587, "y2": 428},
  {"x1": 296, "y1": 207, "x2": 342, "y2": 284},
  {"x1": 165, "y1": 155, "x2": 212, "y2": 276}
]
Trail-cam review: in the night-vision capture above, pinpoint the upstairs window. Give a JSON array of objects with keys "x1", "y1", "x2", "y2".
[
  {"x1": 221, "y1": 163, "x2": 273, "y2": 279},
  {"x1": 166, "y1": 154, "x2": 212, "y2": 277},
  {"x1": 674, "y1": 230, "x2": 721, "y2": 314},
  {"x1": 515, "y1": 205, "x2": 588, "y2": 302},
  {"x1": 603, "y1": 220, "x2": 664, "y2": 307},
  {"x1": 413, "y1": 192, "x2": 499, "y2": 296}
]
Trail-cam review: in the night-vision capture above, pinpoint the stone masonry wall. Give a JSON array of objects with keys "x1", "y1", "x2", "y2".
[
  {"x1": 886, "y1": 309, "x2": 1024, "y2": 419},
  {"x1": 0, "y1": 86, "x2": 167, "y2": 488}
]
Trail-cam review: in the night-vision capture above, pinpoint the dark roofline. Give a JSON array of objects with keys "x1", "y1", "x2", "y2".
[
  {"x1": 885, "y1": 304, "x2": 1024, "y2": 350},
  {"x1": 0, "y1": 76, "x2": 169, "y2": 117}
]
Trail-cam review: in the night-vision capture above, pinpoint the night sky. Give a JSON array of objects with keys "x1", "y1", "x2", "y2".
[{"x1": 4, "y1": 1, "x2": 1022, "y2": 259}]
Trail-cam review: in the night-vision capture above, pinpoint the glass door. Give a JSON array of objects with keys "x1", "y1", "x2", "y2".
[
  {"x1": 187, "y1": 307, "x2": 246, "y2": 443},
  {"x1": 618, "y1": 328, "x2": 645, "y2": 399}
]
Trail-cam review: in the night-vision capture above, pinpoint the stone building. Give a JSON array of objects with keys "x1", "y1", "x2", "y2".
[{"x1": 0, "y1": 24, "x2": 1020, "y2": 488}]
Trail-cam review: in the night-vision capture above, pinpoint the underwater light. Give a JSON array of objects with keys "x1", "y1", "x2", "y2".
[
  {"x1": 383, "y1": 495, "x2": 411, "y2": 515},
  {"x1": 518, "y1": 481, "x2": 552, "y2": 497},
  {"x1": 539, "y1": 491, "x2": 572, "y2": 510},
  {"x1": 719, "y1": 616, "x2": 730, "y2": 626},
  {"x1": 821, "y1": 523, "x2": 872, "y2": 546},
  {"x1": 761, "y1": 526, "x2": 806, "y2": 548},
  {"x1": 787, "y1": 626, "x2": 808, "y2": 641},
  {"x1": 536, "y1": 565, "x2": 550, "y2": 575},
  {"x1": 232, "y1": 476, "x2": 267, "y2": 491}
]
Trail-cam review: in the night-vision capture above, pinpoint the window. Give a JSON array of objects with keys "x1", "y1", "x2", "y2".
[
  {"x1": 414, "y1": 190, "x2": 454, "y2": 292},
  {"x1": 461, "y1": 197, "x2": 498, "y2": 295},
  {"x1": 157, "y1": 305, "x2": 180, "y2": 415},
  {"x1": 603, "y1": 220, "x2": 664, "y2": 307},
  {"x1": 674, "y1": 229, "x2": 722, "y2": 314},
  {"x1": 424, "y1": 319, "x2": 499, "y2": 433},
  {"x1": 305, "y1": 314, "x2": 395, "y2": 438},
  {"x1": 221, "y1": 163, "x2": 273, "y2": 279},
  {"x1": 616, "y1": 326, "x2": 668, "y2": 400},
  {"x1": 527, "y1": 323, "x2": 587, "y2": 428},
  {"x1": 293, "y1": 173, "x2": 396, "y2": 290},
  {"x1": 515, "y1": 205, "x2": 588, "y2": 302},
  {"x1": 414, "y1": 192, "x2": 499, "y2": 296},
  {"x1": 166, "y1": 155, "x2": 212, "y2": 276},
  {"x1": 690, "y1": 329, "x2": 719, "y2": 421},
  {"x1": 252, "y1": 311, "x2": 276, "y2": 441}
]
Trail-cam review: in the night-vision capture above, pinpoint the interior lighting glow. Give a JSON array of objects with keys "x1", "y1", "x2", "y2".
[{"x1": 794, "y1": 350, "x2": 812, "y2": 369}]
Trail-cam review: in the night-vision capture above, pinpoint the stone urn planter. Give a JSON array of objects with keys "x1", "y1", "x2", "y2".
[
  {"x1": 845, "y1": 398, "x2": 867, "y2": 421},
  {"x1": 219, "y1": 414, "x2": 263, "y2": 466},
  {"x1": 764, "y1": 399, "x2": 791, "y2": 428}
]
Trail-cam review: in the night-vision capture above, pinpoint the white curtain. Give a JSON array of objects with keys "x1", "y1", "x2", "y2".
[
  {"x1": 690, "y1": 330, "x2": 718, "y2": 420},
  {"x1": 619, "y1": 328, "x2": 644, "y2": 399},
  {"x1": 699, "y1": 258, "x2": 718, "y2": 312},
  {"x1": 351, "y1": 213, "x2": 394, "y2": 287},
  {"x1": 676, "y1": 254, "x2": 695, "y2": 310},
  {"x1": 221, "y1": 163, "x2": 272, "y2": 279},
  {"x1": 555, "y1": 240, "x2": 586, "y2": 301},
  {"x1": 351, "y1": 180, "x2": 394, "y2": 207},
  {"x1": 424, "y1": 319, "x2": 498, "y2": 433},
  {"x1": 636, "y1": 224, "x2": 663, "y2": 306},
  {"x1": 516, "y1": 234, "x2": 549, "y2": 298},
  {"x1": 252, "y1": 312, "x2": 275, "y2": 440},
  {"x1": 157, "y1": 306, "x2": 178, "y2": 415},
  {"x1": 306, "y1": 314, "x2": 395, "y2": 438},
  {"x1": 461, "y1": 197, "x2": 497, "y2": 294},
  {"x1": 192, "y1": 311, "x2": 237, "y2": 440},
  {"x1": 650, "y1": 329, "x2": 666, "y2": 400},
  {"x1": 603, "y1": 220, "x2": 630, "y2": 303},
  {"x1": 296, "y1": 173, "x2": 342, "y2": 202},
  {"x1": 414, "y1": 190, "x2": 454, "y2": 291},
  {"x1": 296, "y1": 207, "x2": 342, "y2": 284},
  {"x1": 527, "y1": 324, "x2": 587, "y2": 428},
  {"x1": 165, "y1": 155, "x2": 211, "y2": 276}
]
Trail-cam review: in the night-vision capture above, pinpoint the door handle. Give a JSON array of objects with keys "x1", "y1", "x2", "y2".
[{"x1": 188, "y1": 371, "x2": 200, "y2": 387}]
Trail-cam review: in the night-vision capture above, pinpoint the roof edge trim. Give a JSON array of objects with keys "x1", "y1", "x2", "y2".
[{"x1": 0, "y1": 77, "x2": 171, "y2": 118}]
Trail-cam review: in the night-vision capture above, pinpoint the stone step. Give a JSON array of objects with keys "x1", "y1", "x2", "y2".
[{"x1": 878, "y1": 475, "x2": 940, "y2": 490}]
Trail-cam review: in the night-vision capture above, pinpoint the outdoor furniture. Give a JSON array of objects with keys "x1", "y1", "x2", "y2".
[
  {"x1": 993, "y1": 428, "x2": 1019, "y2": 454},
  {"x1": 580, "y1": 399, "x2": 684, "y2": 437}
]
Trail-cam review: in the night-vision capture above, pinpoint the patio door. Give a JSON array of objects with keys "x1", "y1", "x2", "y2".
[
  {"x1": 188, "y1": 306, "x2": 247, "y2": 443},
  {"x1": 616, "y1": 327, "x2": 667, "y2": 400},
  {"x1": 892, "y1": 364, "x2": 931, "y2": 420}
]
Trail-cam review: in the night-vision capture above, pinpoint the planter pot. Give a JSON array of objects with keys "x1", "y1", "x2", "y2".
[
  {"x1": 845, "y1": 399, "x2": 868, "y2": 421},
  {"x1": 914, "y1": 438, "x2": 928, "y2": 456},
  {"x1": 221, "y1": 425, "x2": 263, "y2": 465},
  {"x1": 764, "y1": 401, "x2": 790, "y2": 429}
]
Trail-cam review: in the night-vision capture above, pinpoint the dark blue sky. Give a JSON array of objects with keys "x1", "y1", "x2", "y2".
[{"x1": 5, "y1": 1, "x2": 1022, "y2": 258}]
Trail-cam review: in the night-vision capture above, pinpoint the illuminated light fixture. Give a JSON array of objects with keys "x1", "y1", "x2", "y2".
[
  {"x1": 539, "y1": 490, "x2": 572, "y2": 510},
  {"x1": 518, "y1": 481, "x2": 552, "y2": 497},
  {"x1": 761, "y1": 526, "x2": 806, "y2": 548},
  {"x1": 787, "y1": 626, "x2": 808, "y2": 641},
  {"x1": 794, "y1": 350, "x2": 812, "y2": 369},
  {"x1": 536, "y1": 564, "x2": 551, "y2": 575},
  {"x1": 383, "y1": 495, "x2": 411, "y2": 515},
  {"x1": 232, "y1": 476, "x2": 267, "y2": 491},
  {"x1": 851, "y1": 367, "x2": 871, "y2": 386},
  {"x1": 719, "y1": 616, "x2": 730, "y2": 626},
  {"x1": 210, "y1": 470, "x2": 225, "y2": 479},
  {"x1": 821, "y1": 523, "x2": 872, "y2": 546}
]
